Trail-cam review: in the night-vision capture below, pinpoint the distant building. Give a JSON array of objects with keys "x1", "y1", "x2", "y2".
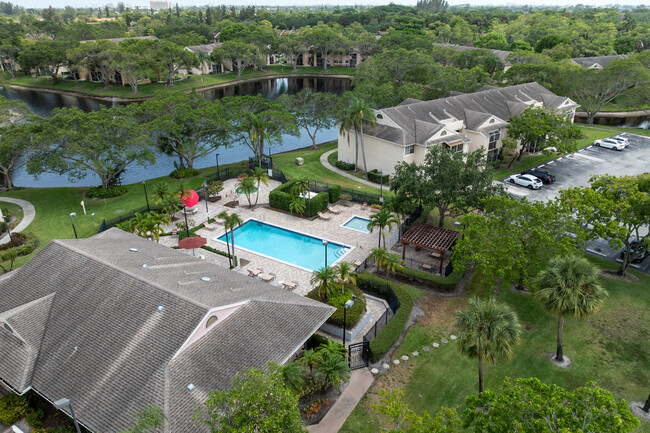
[
  {"x1": 150, "y1": 0, "x2": 171, "y2": 10},
  {"x1": 570, "y1": 55, "x2": 629, "y2": 69}
]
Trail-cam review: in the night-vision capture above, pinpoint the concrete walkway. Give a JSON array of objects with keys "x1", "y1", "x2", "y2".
[
  {"x1": 307, "y1": 368, "x2": 374, "y2": 433},
  {"x1": 0, "y1": 197, "x2": 36, "y2": 245},
  {"x1": 320, "y1": 149, "x2": 379, "y2": 188}
]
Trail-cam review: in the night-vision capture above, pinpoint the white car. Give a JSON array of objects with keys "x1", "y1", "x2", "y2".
[
  {"x1": 593, "y1": 138, "x2": 624, "y2": 150},
  {"x1": 611, "y1": 135, "x2": 629, "y2": 147},
  {"x1": 507, "y1": 174, "x2": 543, "y2": 190}
]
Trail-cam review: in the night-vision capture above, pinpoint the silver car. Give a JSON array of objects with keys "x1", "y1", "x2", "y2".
[
  {"x1": 508, "y1": 174, "x2": 543, "y2": 190},
  {"x1": 594, "y1": 138, "x2": 625, "y2": 151}
]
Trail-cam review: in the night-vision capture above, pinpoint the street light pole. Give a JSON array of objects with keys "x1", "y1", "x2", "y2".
[
  {"x1": 183, "y1": 206, "x2": 190, "y2": 238},
  {"x1": 53, "y1": 398, "x2": 82, "y2": 433},
  {"x1": 379, "y1": 169, "x2": 383, "y2": 201},
  {"x1": 323, "y1": 240, "x2": 328, "y2": 268},
  {"x1": 215, "y1": 153, "x2": 220, "y2": 179},
  {"x1": 90, "y1": 213, "x2": 95, "y2": 232},
  {"x1": 307, "y1": 180, "x2": 311, "y2": 217},
  {"x1": 203, "y1": 183, "x2": 209, "y2": 216},
  {"x1": 69, "y1": 213, "x2": 78, "y2": 239},
  {"x1": 142, "y1": 181, "x2": 150, "y2": 212}
]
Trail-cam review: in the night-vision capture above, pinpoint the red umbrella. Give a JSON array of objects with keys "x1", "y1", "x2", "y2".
[
  {"x1": 180, "y1": 190, "x2": 199, "y2": 208},
  {"x1": 178, "y1": 236, "x2": 207, "y2": 250}
]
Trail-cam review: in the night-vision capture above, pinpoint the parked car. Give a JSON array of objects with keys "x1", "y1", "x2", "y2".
[
  {"x1": 521, "y1": 169, "x2": 556, "y2": 184},
  {"x1": 611, "y1": 135, "x2": 629, "y2": 147},
  {"x1": 619, "y1": 238, "x2": 649, "y2": 263},
  {"x1": 593, "y1": 138, "x2": 625, "y2": 150},
  {"x1": 507, "y1": 174, "x2": 543, "y2": 189}
]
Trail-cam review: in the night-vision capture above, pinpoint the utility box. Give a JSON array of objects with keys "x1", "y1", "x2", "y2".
[{"x1": 295, "y1": 157, "x2": 304, "y2": 166}]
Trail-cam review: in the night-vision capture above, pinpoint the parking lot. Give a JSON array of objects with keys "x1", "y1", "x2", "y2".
[{"x1": 501, "y1": 131, "x2": 650, "y2": 273}]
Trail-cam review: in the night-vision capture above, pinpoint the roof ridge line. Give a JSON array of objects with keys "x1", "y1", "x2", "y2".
[{"x1": 51, "y1": 240, "x2": 210, "y2": 310}]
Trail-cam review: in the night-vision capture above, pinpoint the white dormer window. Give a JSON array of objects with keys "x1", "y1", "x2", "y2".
[
  {"x1": 206, "y1": 315, "x2": 218, "y2": 328},
  {"x1": 376, "y1": 114, "x2": 383, "y2": 119},
  {"x1": 489, "y1": 118, "x2": 495, "y2": 124},
  {"x1": 404, "y1": 145, "x2": 415, "y2": 155},
  {"x1": 440, "y1": 130, "x2": 447, "y2": 136}
]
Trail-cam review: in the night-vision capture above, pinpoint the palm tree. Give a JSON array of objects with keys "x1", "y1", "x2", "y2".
[
  {"x1": 335, "y1": 262, "x2": 357, "y2": 294},
  {"x1": 217, "y1": 210, "x2": 232, "y2": 266},
  {"x1": 338, "y1": 105, "x2": 360, "y2": 172},
  {"x1": 152, "y1": 182, "x2": 169, "y2": 205},
  {"x1": 368, "y1": 209, "x2": 400, "y2": 248},
  {"x1": 385, "y1": 195, "x2": 412, "y2": 236},
  {"x1": 291, "y1": 178, "x2": 311, "y2": 215},
  {"x1": 383, "y1": 253, "x2": 404, "y2": 275},
  {"x1": 456, "y1": 297, "x2": 522, "y2": 393},
  {"x1": 310, "y1": 266, "x2": 338, "y2": 300},
  {"x1": 223, "y1": 212, "x2": 243, "y2": 267},
  {"x1": 369, "y1": 247, "x2": 389, "y2": 271},
  {"x1": 318, "y1": 339, "x2": 348, "y2": 358},
  {"x1": 236, "y1": 175, "x2": 257, "y2": 207},
  {"x1": 0, "y1": 248, "x2": 18, "y2": 273},
  {"x1": 339, "y1": 97, "x2": 376, "y2": 176},
  {"x1": 195, "y1": 50, "x2": 210, "y2": 79},
  {"x1": 272, "y1": 361, "x2": 305, "y2": 393},
  {"x1": 161, "y1": 195, "x2": 182, "y2": 218},
  {"x1": 288, "y1": 193, "x2": 306, "y2": 215},
  {"x1": 148, "y1": 212, "x2": 171, "y2": 242},
  {"x1": 317, "y1": 352, "x2": 351, "y2": 391},
  {"x1": 247, "y1": 112, "x2": 275, "y2": 164},
  {"x1": 299, "y1": 349, "x2": 322, "y2": 377},
  {"x1": 534, "y1": 255, "x2": 607, "y2": 362},
  {"x1": 251, "y1": 167, "x2": 270, "y2": 206}
]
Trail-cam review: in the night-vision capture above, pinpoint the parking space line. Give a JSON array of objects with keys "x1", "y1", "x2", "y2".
[{"x1": 572, "y1": 153, "x2": 605, "y2": 162}]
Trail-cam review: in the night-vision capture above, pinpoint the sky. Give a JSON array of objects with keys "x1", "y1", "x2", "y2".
[{"x1": 9, "y1": 0, "x2": 648, "y2": 9}]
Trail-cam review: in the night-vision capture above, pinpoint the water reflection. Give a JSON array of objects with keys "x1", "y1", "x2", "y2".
[{"x1": 0, "y1": 77, "x2": 350, "y2": 187}]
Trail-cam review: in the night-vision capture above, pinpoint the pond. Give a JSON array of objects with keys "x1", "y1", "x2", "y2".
[{"x1": 0, "y1": 77, "x2": 351, "y2": 187}]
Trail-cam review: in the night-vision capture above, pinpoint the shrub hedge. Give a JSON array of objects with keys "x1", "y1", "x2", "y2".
[
  {"x1": 357, "y1": 272, "x2": 414, "y2": 362},
  {"x1": 85, "y1": 185, "x2": 129, "y2": 199},
  {"x1": 328, "y1": 184, "x2": 340, "y2": 203},
  {"x1": 335, "y1": 160, "x2": 355, "y2": 171},
  {"x1": 395, "y1": 266, "x2": 464, "y2": 292},
  {"x1": 306, "y1": 285, "x2": 366, "y2": 328},
  {"x1": 169, "y1": 167, "x2": 200, "y2": 179},
  {"x1": 0, "y1": 232, "x2": 38, "y2": 256},
  {"x1": 269, "y1": 181, "x2": 329, "y2": 218},
  {"x1": 0, "y1": 394, "x2": 29, "y2": 426},
  {"x1": 367, "y1": 169, "x2": 390, "y2": 184}
]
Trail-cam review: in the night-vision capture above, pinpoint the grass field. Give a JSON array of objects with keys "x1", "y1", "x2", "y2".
[
  {"x1": 3, "y1": 65, "x2": 354, "y2": 99},
  {"x1": 341, "y1": 254, "x2": 650, "y2": 432}
]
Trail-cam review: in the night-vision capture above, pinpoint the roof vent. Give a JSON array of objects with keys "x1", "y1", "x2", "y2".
[
  {"x1": 187, "y1": 384, "x2": 195, "y2": 391},
  {"x1": 201, "y1": 277, "x2": 211, "y2": 282},
  {"x1": 129, "y1": 248, "x2": 138, "y2": 252},
  {"x1": 158, "y1": 306, "x2": 165, "y2": 312},
  {"x1": 142, "y1": 264, "x2": 148, "y2": 269}
]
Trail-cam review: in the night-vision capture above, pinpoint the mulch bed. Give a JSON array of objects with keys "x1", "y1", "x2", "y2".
[{"x1": 299, "y1": 385, "x2": 342, "y2": 425}]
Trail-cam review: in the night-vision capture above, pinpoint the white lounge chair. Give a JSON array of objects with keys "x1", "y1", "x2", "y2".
[{"x1": 317, "y1": 211, "x2": 331, "y2": 221}]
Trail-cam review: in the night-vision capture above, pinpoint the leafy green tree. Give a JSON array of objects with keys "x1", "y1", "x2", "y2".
[
  {"x1": 368, "y1": 208, "x2": 400, "y2": 248},
  {"x1": 464, "y1": 378, "x2": 640, "y2": 432},
  {"x1": 534, "y1": 255, "x2": 607, "y2": 362},
  {"x1": 115, "y1": 39, "x2": 156, "y2": 94},
  {"x1": 196, "y1": 368, "x2": 306, "y2": 433},
  {"x1": 221, "y1": 95, "x2": 298, "y2": 163},
  {"x1": 278, "y1": 89, "x2": 343, "y2": 148},
  {"x1": 534, "y1": 34, "x2": 572, "y2": 53},
  {"x1": 372, "y1": 389, "x2": 461, "y2": 433},
  {"x1": 68, "y1": 40, "x2": 119, "y2": 89},
  {"x1": 456, "y1": 297, "x2": 521, "y2": 393},
  {"x1": 211, "y1": 40, "x2": 259, "y2": 78},
  {"x1": 506, "y1": 106, "x2": 584, "y2": 160},
  {"x1": 452, "y1": 196, "x2": 584, "y2": 291},
  {"x1": 118, "y1": 406, "x2": 165, "y2": 433},
  {"x1": 475, "y1": 32, "x2": 508, "y2": 50},
  {"x1": 0, "y1": 248, "x2": 18, "y2": 273},
  {"x1": 152, "y1": 40, "x2": 198, "y2": 86},
  {"x1": 0, "y1": 96, "x2": 33, "y2": 189},
  {"x1": 415, "y1": 0, "x2": 449, "y2": 13},
  {"x1": 559, "y1": 173, "x2": 650, "y2": 276},
  {"x1": 277, "y1": 32, "x2": 307, "y2": 72},
  {"x1": 304, "y1": 22, "x2": 345, "y2": 72},
  {"x1": 334, "y1": 261, "x2": 357, "y2": 293},
  {"x1": 391, "y1": 147, "x2": 499, "y2": 228},
  {"x1": 509, "y1": 40, "x2": 532, "y2": 51},
  {"x1": 139, "y1": 91, "x2": 230, "y2": 169},
  {"x1": 310, "y1": 266, "x2": 337, "y2": 300},
  {"x1": 18, "y1": 39, "x2": 77, "y2": 83},
  {"x1": 28, "y1": 106, "x2": 155, "y2": 189},
  {"x1": 339, "y1": 97, "x2": 376, "y2": 175},
  {"x1": 0, "y1": 36, "x2": 23, "y2": 79}
]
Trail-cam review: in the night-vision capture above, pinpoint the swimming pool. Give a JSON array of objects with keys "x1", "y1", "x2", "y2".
[
  {"x1": 215, "y1": 220, "x2": 352, "y2": 271},
  {"x1": 342, "y1": 216, "x2": 371, "y2": 234}
]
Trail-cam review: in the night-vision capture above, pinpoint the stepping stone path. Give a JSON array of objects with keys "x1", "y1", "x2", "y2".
[
  {"x1": 393, "y1": 359, "x2": 400, "y2": 365},
  {"x1": 401, "y1": 355, "x2": 409, "y2": 361},
  {"x1": 382, "y1": 363, "x2": 390, "y2": 370},
  {"x1": 442, "y1": 338, "x2": 448, "y2": 343},
  {"x1": 412, "y1": 351, "x2": 419, "y2": 357},
  {"x1": 371, "y1": 368, "x2": 379, "y2": 375},
  {"x1": 433, "y1": 342, "x2": 440, "y2": 348},
  {"x1": 423, "y1": 346, "x2": 430, "y2": 351},
  {"x1": 450, "y1": 334, "x2": 457, "y2": 340},
  {"x1": 375, "y1": 331, "x2": 456, "y2": 376}
]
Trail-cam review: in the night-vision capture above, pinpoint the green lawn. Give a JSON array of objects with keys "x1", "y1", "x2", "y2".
[
  {"x1": 341, "y1": 255, "x2": 650, "y2": 433},
  {"x1": 0, "y1": 201, "x2": 24, "y2": 230},
  {"x1": 3, "y1": 65, "x2": 353, "y2": 99},
  {"x1": 579, "y1": 124, "x2": 650, "y2": 138}
]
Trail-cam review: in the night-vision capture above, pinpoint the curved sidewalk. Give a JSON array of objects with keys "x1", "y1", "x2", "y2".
[
  {"x1": 0, "y1": 197, "x2": 36, "y2": 245},
  {"x1": 320, "y1": 149, "x2": 379, "y2": 188}
]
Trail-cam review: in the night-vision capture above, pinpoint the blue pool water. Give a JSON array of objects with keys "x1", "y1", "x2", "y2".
[
  {"x1": 216, "y1": 220, "x2": 351, "y2": 271},
  {"x1": 342, "y1": 216, "x2": 371, "y2": 234}
]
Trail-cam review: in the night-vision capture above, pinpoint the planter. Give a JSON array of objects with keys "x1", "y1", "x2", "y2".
[{"x1": 207, "y1": 195, "x2": 222, "y2": 203}]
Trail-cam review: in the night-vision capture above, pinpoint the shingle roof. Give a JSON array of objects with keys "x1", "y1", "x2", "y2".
[
  {"x1": 185, "y1": 42, "x2": 221, "y2": 54},
  {"x1": 570, "y1": 55, "x2": 628, "y2": 68},
  {"x1": 369, "y1": 83, "x2": 577, "y2": 146},
  {"x1": 0, "y1": 229, "x2": 333, "y2": 433}
]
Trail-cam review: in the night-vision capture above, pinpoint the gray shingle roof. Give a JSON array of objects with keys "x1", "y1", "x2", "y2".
[
  {"x1": 185, "y1": 42, "x2": 221, "y2": 54},
  {"x1": 369, "y1": 83, "x2": 577, "y2": 146},
  {"x1": 570, "y1": 55, "x2": 628, "y2": 68},
  {"x1": 0, "y1": 229, "x2": 333, "y2": 433}
]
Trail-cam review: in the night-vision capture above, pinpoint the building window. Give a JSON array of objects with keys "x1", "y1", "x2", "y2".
[
  {"x1": 376, "y1": 114, "x2": 383, "y2": 119},
  {"x1": 440, "y1": 130, "x2": 447, "y2": 136},
  {"x1": 444, "y1": 142, "x2": 464, "y2": 153},
  {"x1": 3, "y1": 322, "x2": 13, "y2": 334},
  {"x1": 206, "y1": 315, "x2": 218, "y2": 328},
  {"x1": 405, "y1": 145, "x2": 415, "y2": 155},
  {"x1": 487, "y1": 131, "x2": 501, "y2": 162}
]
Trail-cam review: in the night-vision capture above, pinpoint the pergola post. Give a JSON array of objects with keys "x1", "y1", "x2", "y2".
[
  {"x1": 402, "y1": 242, "x2": 406, "y2": 260},
  {"x1": 439, "y1": 253, "x2": 444, "y2": 274}
]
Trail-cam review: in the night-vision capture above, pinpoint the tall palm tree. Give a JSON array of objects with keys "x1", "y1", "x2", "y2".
[
  {"x1": 456, "y1": 297, "x2": 521, "y2": 393},
  {"x1": 310, "y1": 266, "x2": 337, "y2": 300},
  {"x1": 224, "y1": 212, "x2": 243, "y2": 266},
  {"x1": 385, "y1": 195, "x2": 412, "y2": 236},
  {"x1": 236, "y1": 175, "x2": 257, "y2": 207},
  {"x1": 334, "y1": 261, "x2": 357, "y2": 294},
  {"x1": 534, "y1": 255, "x2": 607, "y2": 362},
  {"x1": 0, "y1": 248, "x2": 18, "y2": 273},
  {"x1": 195, "y1": 50, "x2": 210, "y2": 78},
  {"x1": 217, "y1": 210, "x2": 233, "y2": 266},
  {"x1": 368, "y1": 209, "x2": 400, "y2": 248},
  {"x1": 148, "y1": 212, "x2": 171, "y2": 242},
  {"x1": 291, "y1": 177, "x2": 311, "y2": 215},
  {"x1": 251, "y1": 166, "x2": 270, "y2": 206},
  {"x1": 247, "y1": 112, "x2": 275, "y2": 164},
  {"x1": 339, "y1": 97, "x2": 376, "y2": 176},
  {"x1": 338, "y1": 105, "x2": 360, "y2": 172},
  {"x1": 152, "y1": 182, "x2": 169, "y2": 205},
  {"x1": 369, "y1": 247, "x2": 389, "y2": 271}
]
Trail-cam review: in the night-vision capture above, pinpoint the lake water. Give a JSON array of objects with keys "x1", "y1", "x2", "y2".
[{"x1": 0, "y1": 77, "x2": 350, "y2": 187}]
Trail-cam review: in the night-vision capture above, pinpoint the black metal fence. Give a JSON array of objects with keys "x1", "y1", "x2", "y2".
[
  {"x1": 363, "y1": 305, "x2": 395, "y2": 342},
  {"x1": 401, "y1": 204, "x2": 423, "y2": 236},
  {"x1": 102, "y1": 204, "x2": 159, "y2": 230},
  {"x1": 348, "y1": 341, "x2": 370, "y2": 370},
  {"x1": 307, "y1": 179, "x2": 384, "y2": 205}
]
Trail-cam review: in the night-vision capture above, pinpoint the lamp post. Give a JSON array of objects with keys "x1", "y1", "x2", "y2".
[
  {"x1": 342, "y1": 298, "x2": 355, "y2": 347},
  {"x1": 142, "y1": 181, "x2": 150, "y2": 212},
  {"x1": 454, "y1": 221, "x2": 463, "y2": 240},
  {"x1": 379, "y1": 169, "x2": 383, "y2": 201},
  {"x1": 90, "y1": 213, "x2": 95, "y2": 232},
  {"x1": 203, "y1": 183, "x2": 209, "y2": 216},
  {"x1": 323, "y1": 240, "x2": 328, "y2": 268},
  {"x1": 69, "y1": 213, "x2": 78, "y2": 239},
  {"x1": 307, "y1": 180, "x2": 311, "y2": 217},
  {"x1": 215, "y1": 153, "x2": 220, "y2": 179},
  {"x1": 3, "y1": 215, "x2": 11, "y2": 240},
  {"x1": 53, "y1": 398, "x2": 82, "y2": 433},
  {"x1": 183, "y1": 206, "x2": 190, "y2": 238}
]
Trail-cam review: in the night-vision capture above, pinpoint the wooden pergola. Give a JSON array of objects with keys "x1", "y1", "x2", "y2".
[{"x1": 400, "y1": 223, "x2": 459, "y2": 274}]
